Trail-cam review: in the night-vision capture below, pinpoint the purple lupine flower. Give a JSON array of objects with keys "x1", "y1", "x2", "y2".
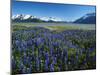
[
  {"x1": 76, "y1": 51, "x2": 79, "y2": 61},
  {"x1": 27, "y1": 40, "x2": 33, "y2": 46},
  {"x1": 44, "y1": 59, "x2": 49, "y2": 71},
  {"x1": 52, "y1": 57, "x2": 57, "y2": 65},
  {"x1": 89, "y1": 47, "x2": 95, "y2": 52},
  {"x1": 50, "y1": 64, "x2": 54, "y2": 71},
  {"x1": 35, "y1": 57, "x2": 40, "y2": 71},
  {"x1": 15, "y1": 40, "x2": 20, "y2": 46}
]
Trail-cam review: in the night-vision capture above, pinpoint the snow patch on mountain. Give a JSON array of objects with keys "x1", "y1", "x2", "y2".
[
  {"x1": 23, "y1": 15, "x2": 31, "y2": 19},
  {"x1": 82, "y1": 13, "x2": 96, "y2": 19},
  {"x1": 40, "y1": 17, "x2": 62, "y2": 21}
]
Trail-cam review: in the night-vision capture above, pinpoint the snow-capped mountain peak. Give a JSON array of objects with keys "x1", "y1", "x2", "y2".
[
  {"x1": 40, "y1": 17, "x2": 62, "y2": 21},
  {"x1": 12, "y1": 14, "x2": 24, "y2": 20},
  {"x1": 23, "y1": 15, "x2": 31, "y2": 19},
  {"x1": 12, "y1": 14, "x2": 34, "y2": 20}
]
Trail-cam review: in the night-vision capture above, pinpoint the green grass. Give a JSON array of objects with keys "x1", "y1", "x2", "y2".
[
  {"x1": 12, "y1": 23, "x2": 96, "y2": 31},
  {"x1": 44, "y1": 26, "x2": 80, "y2": 31},
  {"x1": 45, "y1": 25, "x2": 95, "y2": 31}
]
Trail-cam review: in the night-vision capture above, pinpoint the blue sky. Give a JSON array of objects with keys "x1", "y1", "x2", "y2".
[{"x1": 12, "y1": 1, "x2": 96, "y2": 21}]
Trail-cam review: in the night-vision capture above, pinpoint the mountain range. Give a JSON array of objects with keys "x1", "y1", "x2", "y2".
[
  {"x1": 12, "y1": 14, "x2": 63, "y2": 23},
  {"x1": 12, "y1": 13, "x2": 96, "y2": 24}
]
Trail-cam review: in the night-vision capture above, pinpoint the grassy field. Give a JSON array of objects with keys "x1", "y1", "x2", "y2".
[{"x1": 12, "y1": 23, "x2": 96, "y2": 31}]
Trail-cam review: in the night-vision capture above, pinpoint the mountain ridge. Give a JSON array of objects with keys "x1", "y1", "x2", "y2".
[
  {"x1": 74, "y1": 13, "x2": 96, "y2": 24},
  {"x1": 12, "y1": 13, "x2": 96, "y2": 24},
  {"x1": 12, "y1": 14, "x2": 63, "y2": 23}
]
